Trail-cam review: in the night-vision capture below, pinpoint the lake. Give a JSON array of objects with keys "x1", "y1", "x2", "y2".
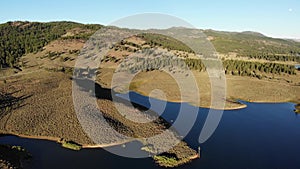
[{"x1": 1, "y1": 91, "x2": 300, "y2": 169}]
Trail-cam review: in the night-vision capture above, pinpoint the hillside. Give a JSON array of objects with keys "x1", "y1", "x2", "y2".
[
  {"x1": 0, "y1": 20, "x2": 299, "y2": 105},
  {"x1": 0, "y1": 21, "x2": 299, "y2": 108},
  {"x1": 0, "y1": 21, "x2": 300, "y2": 167},
  {"x1": 0, "y1": 21, "x2": 102, "y2": 68},
  {"x1": 1, "y1": 21, "x2": 300, "y2": 69},
  {"x1": 204, "y1": 29, "x2": 300, "y2": 59}
]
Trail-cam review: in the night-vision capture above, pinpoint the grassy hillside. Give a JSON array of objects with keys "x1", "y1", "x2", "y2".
[
  {"x1": 0, "y1": 21, "x2": 102, "y2": 68},
  {"x1": 1, "y1": 21, "x2": 300, "y2": 70},
  {"x1": 0, "y1": 21, "x2": 298, "y2": 86},
  {"x1": 137, "y1": 33, "x2": 194, "y2": 53},
  {"x1": 204, "y1": 29, "x2": 300, "y2": 60}
]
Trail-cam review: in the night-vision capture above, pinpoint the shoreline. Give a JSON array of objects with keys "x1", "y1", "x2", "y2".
[
  {"x1": 123, "y1": 90, "x2": 298, "y2": 110},
  {"x1": 1, "y1": 93, "x2": 296, "y2": 150},
  {"x1": 0, "y1": 133, "x2": 200, "y2": 166},
  {"x1": 0, "y1": 132, "x2": 133, "y2": 149},
  {"x1": 122, "y1": 89, "x2": 248, "y2": 110},
  {"x1": 126, "y1": 89, "x2": 299, "y2": 110}
]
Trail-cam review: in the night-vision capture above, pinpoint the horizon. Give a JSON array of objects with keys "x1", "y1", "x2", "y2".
[{"x1": 1, "y1": 0, "x2": 299, "y2": 39}]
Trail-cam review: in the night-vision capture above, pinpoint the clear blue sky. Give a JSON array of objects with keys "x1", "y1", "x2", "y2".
[{"x1": 0, "y1": 0, "x2": 299, "y2": 38}]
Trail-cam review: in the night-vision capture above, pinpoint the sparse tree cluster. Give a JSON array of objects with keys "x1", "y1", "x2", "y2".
[
  {"x1": 184, "y1": 58, "x2": 206, "y2": 71},
  {"x1": 118, "y1": 56, "x2": 188, "y2": 74},
  {"x1": 137, "y1": 33, "x2": 194, "y2": 53}
]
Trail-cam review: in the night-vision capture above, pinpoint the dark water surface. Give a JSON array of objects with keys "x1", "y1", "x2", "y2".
[{"x1": 1, "y1": 91, "x2": 300, "y2": 169}]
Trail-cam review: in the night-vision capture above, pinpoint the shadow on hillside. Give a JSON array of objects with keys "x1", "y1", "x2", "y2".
[
  {"x1": 72, "y1": 74, "x2": 175, "y2": 133},
  {"x1": 73, "y1": 76, "x2": 154, "y2": 129},
  {"x1": 0, "y1": 91, "x2": 32, "y2": 119},
  {"x1": 73, "y1": 78, "x2": 113, "y2": 100},
  {"x1": 72, "y1": 77, "x2": 149, "y2": 112}
]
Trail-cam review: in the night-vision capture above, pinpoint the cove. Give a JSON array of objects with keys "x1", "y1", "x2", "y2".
[{"x1": 1, "y1": 91, "x2": 300, "y2": 169}]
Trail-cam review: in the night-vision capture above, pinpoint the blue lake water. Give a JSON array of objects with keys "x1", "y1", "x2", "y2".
[{"x1": 1, "y1": 91, "x2": 300, "y2": 169}]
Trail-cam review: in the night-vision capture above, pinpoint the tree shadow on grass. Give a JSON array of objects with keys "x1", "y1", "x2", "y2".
[
  {"x1": 73, "y1": 76, "x2": 172, "y2": 119},
  {"x1": 72, "y1": 77, "x2": 149, "y2": 112},
  {"x1": 0, "y1": 90, "x2": 32, "y2": 126}
]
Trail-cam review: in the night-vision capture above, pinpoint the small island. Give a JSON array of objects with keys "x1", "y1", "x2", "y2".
[
  {"x1": 59, "y1": 139, "x2": 82, "y2": 151},
  {"x1": 295, "y1": 104, "x2": 300, "y2": 114}
]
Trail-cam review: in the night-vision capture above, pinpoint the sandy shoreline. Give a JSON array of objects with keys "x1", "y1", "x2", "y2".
[
  {"x1": 123, "y1": 89, "x2": 249, "y2": 110},
  {"x1": 0, "y1": 132, "x2": 133, "y2": 149},
  {"x1": 127, "y1": 89, "x2": 299, "y2": 111}
]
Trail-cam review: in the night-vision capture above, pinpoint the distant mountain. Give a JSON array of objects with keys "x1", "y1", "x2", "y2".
[
  {"x1": 293, "y1": 39, "x2": 300, "y2": 42},
  {"x1": 240, "y1": 31, "x2": 266, "y2": 37},
  {"x1": 203, "y1": 29, "x2": 300, "y2": 56}
]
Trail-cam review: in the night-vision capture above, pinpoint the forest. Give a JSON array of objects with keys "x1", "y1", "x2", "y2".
[{"x1": 0, "y1": 21, "x2": 101, "y2": 68}]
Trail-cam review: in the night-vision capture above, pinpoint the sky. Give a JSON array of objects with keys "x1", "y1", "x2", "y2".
[{"x1": 0, "y1": 0, "x2": 299, "y2": 39}]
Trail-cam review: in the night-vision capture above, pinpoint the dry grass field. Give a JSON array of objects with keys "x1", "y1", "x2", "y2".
[
  {"x1": 0, "y1": 70, "x2": 94, "y2": 145},
  {"x1": 1, "y1": 27, "x2": 300, "y2": 167},
  {"x1": 0, "y1": 67, "x2": 198, "y2": 167},
  {"x1": 98, "y1": 68, "x2": 300, "y2": 109}
]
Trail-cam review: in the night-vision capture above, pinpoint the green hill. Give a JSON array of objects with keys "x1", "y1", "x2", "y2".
[
  {"x1": 203, "y1": 29, "x2": 300, "y2": 62},
  {"x1": 0, "y1": 21, "x2": 102, "y2": 68}
]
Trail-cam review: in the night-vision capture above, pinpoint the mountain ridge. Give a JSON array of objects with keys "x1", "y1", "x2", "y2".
[{"x1": 0, "y1": 21, "x2": 299, "y2": 68}]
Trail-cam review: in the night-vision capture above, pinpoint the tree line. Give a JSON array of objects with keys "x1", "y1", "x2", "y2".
[
  {"x1": 246, "y1": 52, "x2": 300, "y2": 62},
  {"x1": 185, "y1": 58, "x2": 296, "y2": 77},
  {"x1": 114, "y1": 54, "x2": 296, "y2": 78}
]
